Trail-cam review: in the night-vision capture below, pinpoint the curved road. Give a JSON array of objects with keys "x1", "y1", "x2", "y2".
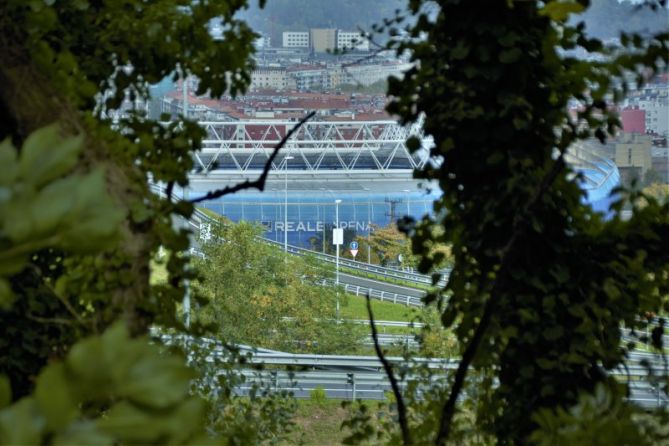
[{"x1": 338, "y1": 273, "x2": 427, "y2": 299}]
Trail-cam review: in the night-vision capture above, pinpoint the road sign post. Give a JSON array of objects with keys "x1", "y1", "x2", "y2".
[
  {"x1": 349, "y1": 241, "x2": 358, "y2": 259},
  {"x1": 333, "y1": 228, "x2": 344, "y2": 245},
  {"x1": 334, "y1": 200, "x2": 342, "y2": 320}
]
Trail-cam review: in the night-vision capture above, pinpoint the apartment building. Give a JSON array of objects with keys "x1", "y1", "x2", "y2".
[
  {"x1": 336, "y1": 31, "x2": 369, "y2": 51},
  {"x1": 640, "y1": 99, "x2": 669, "y2": 136},
  {"x1": 342, "y1": 62, "x2": 413, "y2": 86},
  {"x1": 310, "y1": 28, "x2": 337, "y2": 53},
  {"x1": 621, "y1": 78, "x2": 669, "y2": 137},
  {"x1": 282, "y1": 31, "x2": 309, "y2": 48},
  {"x1": 250, "y1": 67, "x2": 296, "y2": 91},
  {"x1": 615, "y1": 132, "x2": 653, "y2": 183},
  {"x1": 287, "y1": 65, "x2": 328, "y2": 91}
]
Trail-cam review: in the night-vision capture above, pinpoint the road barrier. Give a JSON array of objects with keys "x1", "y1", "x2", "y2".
[{"x1": 160, "y1": 333, "x2": 668, "y2": 408}]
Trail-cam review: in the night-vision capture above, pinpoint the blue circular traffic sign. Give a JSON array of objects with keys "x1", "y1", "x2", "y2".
[{"x1": 350, "y1": 241, "x2": 358, "y2": 250}]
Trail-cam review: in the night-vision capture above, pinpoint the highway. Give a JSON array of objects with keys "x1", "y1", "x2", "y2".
[
  {"x1": 338, "y1": 273, "x2": 426, "y2": 300},
  {"x1": 161, "y1": 333, "x2": 668, "y2": 408}
]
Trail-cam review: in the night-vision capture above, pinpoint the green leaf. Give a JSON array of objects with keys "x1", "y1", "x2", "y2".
[
  {"x1": 119, "y1": 355, "x2": 194, "y2": 409},
  {"x1": 20, "y1": 174, "x2": 81, "y2": 240},
  {"x1": 536, "y1": 358, "x2": 557, "y2": 370},
  {"x1": 0, "y1": 398, "x2": 46, "y2": 445},
  {"x1": 53, "y1": 421, "x2": 113, "y2": 446},
  {"x1": 543, "y1": 325, "x2": 564, "y2": 341},
  {"x1": 0, "y1": 138, "x2": 18, "y2": 187},
  {"x1": 39, "y1": 169, "x2": 123, "y2": 251},
  {"x1": 18, "y1": 124, "x2": 83, "y2": 189},
  {"x1": 97, "y1": 398, "x2": 205, "y2": 444},
  {"x1": 0, "y1": 376, "x2": 10, "y2": 409},
  {"x1": 499, "y1": 48, "x2": 522, "y2": 64},
  {"x1": 539, "y1": 1, "x2": 585, "y2": 22},
  {"x1": 602, "y1": 279, "x2": 621, "y2": 301},
  {"x1": 35, "y1": 363, "x2": 79, "y2": 430},
  {"x1": 0, "y1": 280, "x2": 15, "y2": 310}
]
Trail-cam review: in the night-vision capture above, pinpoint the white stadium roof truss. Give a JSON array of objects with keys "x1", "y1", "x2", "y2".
[{"x1": 193, "y1": 120, "x2": 431, "y2": 173}]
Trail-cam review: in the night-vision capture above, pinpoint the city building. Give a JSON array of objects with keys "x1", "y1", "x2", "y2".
[
  {"x1": 341, "y1": 62, "x2": 413, "y2": 87},
  {"x1": 282, "y1": 31, "x2": 310, "y2": 48},
  {"x1": 254, "y1": 35, "x2": 271, "y2": 49},
  {"x1": 286, "y1": 65, "x2": 329, "y2": 91},
  {"x1": 249, "y1": 67, "x2": 296, "y2": 91},
  {"x1": 651, "y1": 147, "x2": 669, "y2": 184},
  {"x1": 620, "y1": 76, "x2": 669, "y2": 137},
  {"x1": 336, "y1": 31, "x2": 369, "y2": 51},
  {"x1": 282, "y1": 28, "x2": 371, "y2": 53},
  {"x1": 310, "y1": 28, "x2": 337, "y2": 53},
  {"x1": 620, "y1": 108, "x2": 645, "y2": 134},
  {"x1": 614, "y1": 132, "x2": 653, "y2": 184},
  {"x1": 640, "y1": 99, "x2": 669, "y2": 136}
]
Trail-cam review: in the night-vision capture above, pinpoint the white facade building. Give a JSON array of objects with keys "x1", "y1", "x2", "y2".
[
  {"x1": 336, "y1": 31, "x2": 369, "y2": 51},
  {"x1": 282, "y1": 31, "x2": 310, "y2": 48},
  {"x1": 254, "y1": 35, "x2": 271, "y2": 49},
  {"x1": 640, "y1": 99, "x2": 669, "y2": 136},
  {"x1": 342, "y1": 62, "x2": 413, "y2": 86},
  {"x1": 287, "y1": 66, "x2": 328, "y2": 91},
  {"x1": 250, "y1": 67, "x2": 295, "y2": 91}
]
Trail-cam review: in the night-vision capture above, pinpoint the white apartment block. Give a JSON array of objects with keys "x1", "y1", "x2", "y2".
[
  {"x1": 640, "y1": 99, "x2": 669, "y2": 136},
  {"x1": 250, "y1": 68, "x2": 295, "y2": 91},
  {"x1": 342, "y1": 62, "x2": 413, "y2": 86},
  {"x1": 282, "y1": 31, "x2": 309, "y2": 48},
  {"x1": 287, "y1": 67, "x2": 328, "y2": 91},
  {"x1": 254, "y1": 35, "x2": 271, "y2": 49},
  {"x1": 336, "y1": 31, "x2": 369, "y2": 51}
]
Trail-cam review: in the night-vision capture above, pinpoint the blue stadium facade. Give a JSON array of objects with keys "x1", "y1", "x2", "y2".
[{"x1": 186, "y1": 120, "x2": 619, "y2": 247}]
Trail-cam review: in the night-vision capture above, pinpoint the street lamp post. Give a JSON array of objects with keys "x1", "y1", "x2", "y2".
[
  {"x1": 320, "y1": 187, "x2": 332, "y2": 254},
  {"x1": 367, "y1": 199, "x2": 372, "y2": 264},
  {"x1": 284, "y1": 156, "x2": 294, "y2": 253},
  {"x1": 335, "y1": 198, "x2": 342, "y2": 320},
  {"x1": 363, "y1": 186, "x2": 372, "y2": 264},
  {"x1": 321, "y1": 204, "x2": 326, "y2": 254},
  {"x1": 403, "y1": 189, "x2": 411, "y2": 216}
]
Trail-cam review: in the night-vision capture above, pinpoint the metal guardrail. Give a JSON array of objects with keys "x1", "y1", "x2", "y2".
[
  {"x1": 241, "y1": 351, "x2": 453, "y2": 370},
  {"x1": 230, "y1": 368, "x2": 668, "y2": 407},
  {"x1": 262, "y1": 237, "x2": 449, "y2": 287},
  {"x1": 352, "y1": 319, "x2": 424, "y2": 328},
  {"x1": 230, "y1": 369, "x2": 443, "y2": 401},
  {"x1": 231, "y1": 363, "x2": 669, "y2": 407},
  {"x1": 339, "y1": 281, "x2": 424, "y2": 307},
  {"x1": 162, "y1": 333, "x2": 668, "y2": 407},
  {"x1": 364, "y1": 334, "x2": 419, "y2": 348},
  {"x1": 281, "y1": 317, "x2": 424, "y2": 329}
]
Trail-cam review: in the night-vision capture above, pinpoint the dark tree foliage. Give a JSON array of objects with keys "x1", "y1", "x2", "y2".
[
  {"x1": 0, "y1": 0, "x2": 261, "y2": 399},
  {"x1": 382, "y1": 0, "x2": 669, "y2": 443}
]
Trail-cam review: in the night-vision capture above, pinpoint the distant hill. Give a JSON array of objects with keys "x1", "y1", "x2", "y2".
[
  {"x1": 242, "y1": 0, "x2": 668, "y2": 48},
  {"x1": 240, "y1": 0, "x2": 405, "y2": 45}
]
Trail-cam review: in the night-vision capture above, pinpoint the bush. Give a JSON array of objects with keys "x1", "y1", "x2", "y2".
[{"x1": 309, "y1": 386, "x2": 328, "y2": 407}]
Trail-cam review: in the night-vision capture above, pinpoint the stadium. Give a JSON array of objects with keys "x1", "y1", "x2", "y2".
[{"x1": 186, "y1": 119, "x2": 620, "y2": 247}]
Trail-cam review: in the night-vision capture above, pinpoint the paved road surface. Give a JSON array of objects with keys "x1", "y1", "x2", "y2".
[{"x1": 338, "y1": 273, "x2": 427, "y2": 299}]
